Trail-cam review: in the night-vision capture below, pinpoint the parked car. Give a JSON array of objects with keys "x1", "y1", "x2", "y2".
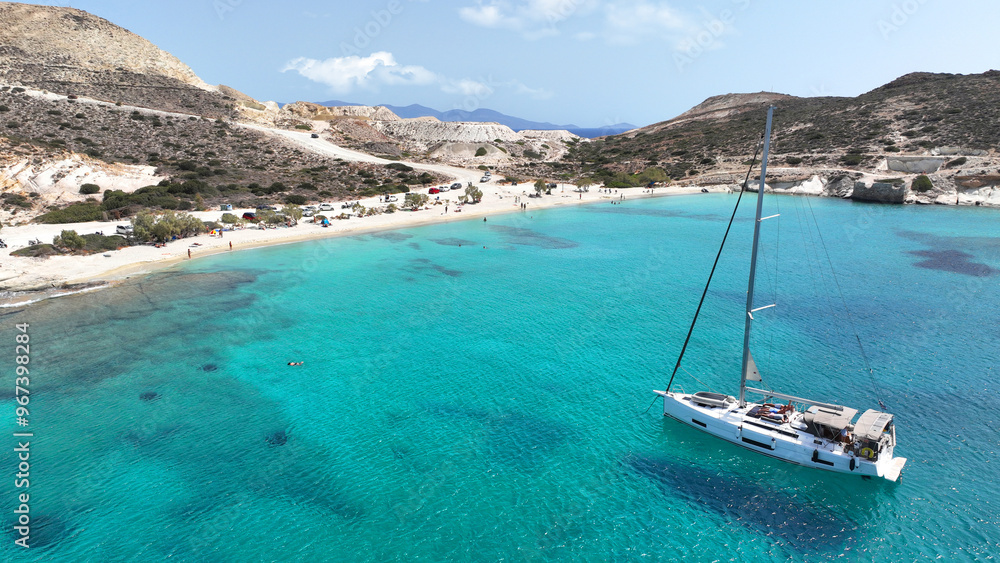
[
  {"x1": 242, "y1": 212, "x2": 257, "y2": 221},
  {"x1": 302, "y1": 210, "x2": 315, "y2": 217},
  {"x1": 439, "y1": 185, "x2": 450, "y2": 192},
  {"x1": 451, "y1": 182, "x2": 463, "y2": 190},
  {"x1": 310, "y1": 133, "x2": 319, "y2": 138},
  {"x1": 384, "y1": 195, "x2": 398, "y2": 202},
  {"x1": 256, "y1": 205, "x2": 276, "y2": 210},
  {"x1": 319, "y1": 203, "x2": 334, "y2": 211},
  {"x1": 115, "y1": 224, "x2": 133, "y2": 235},
  {"x1": 429, "y1": 188, "x2": 441, "y2": 194}
]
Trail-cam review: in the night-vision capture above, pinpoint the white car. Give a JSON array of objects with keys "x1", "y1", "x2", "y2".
[
  {"x1": 115, "y1": 225, "x2": 133, "y2": 235},
  {"x1": 319, "y1": 203, "x2": 334, "y2": 211},
  {"x1": 439, "y1": 185, "x2": 450, "y2": 192}
]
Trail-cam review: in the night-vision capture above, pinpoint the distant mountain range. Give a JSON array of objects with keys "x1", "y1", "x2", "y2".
[{"x1": 311, "y1": 100, "x2": 636, "y2": 138}]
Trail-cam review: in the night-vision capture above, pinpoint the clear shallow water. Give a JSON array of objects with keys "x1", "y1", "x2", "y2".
[{"x1": 2, "y1": 194, "x2": 999, "y2": 561}]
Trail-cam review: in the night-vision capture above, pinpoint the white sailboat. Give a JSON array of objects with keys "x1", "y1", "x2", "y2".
[{"x1": 653, "y1": 107, "x2": 907, "y2": 481}]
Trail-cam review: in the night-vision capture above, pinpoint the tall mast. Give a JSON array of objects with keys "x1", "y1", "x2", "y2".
[{"x1": 739, "y1": 106, "x2": 775, "y2": 407}]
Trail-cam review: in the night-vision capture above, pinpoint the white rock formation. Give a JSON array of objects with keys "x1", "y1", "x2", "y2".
[
  {"x1": 1, "y1": 156, "x2": 163, "y2": 206},
  {"x1": 373, "y1": 120, "x2": 520, "y2": 143}
]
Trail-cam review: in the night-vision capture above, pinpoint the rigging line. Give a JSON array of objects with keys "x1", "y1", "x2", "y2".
[
  {"x1": 803, "y1": 196, "x2": 887, "y2": 409},
  {"x1": 682, "y1": 366, "x2": 714, "y2": 392},
  {"x1": 664, "y1": 133, "x2": 764, "y2": 393},
  {"x1": 643, "y1": 394, "x2": 660, "y2": 414}
]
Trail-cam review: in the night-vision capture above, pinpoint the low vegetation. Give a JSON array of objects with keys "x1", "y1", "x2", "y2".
[
  {"x1": 911, "y1": 175, "x2": 933, "y2": 192},
  {"x1": 131, "y1": 211, "x2": 207, "y2": 243}
]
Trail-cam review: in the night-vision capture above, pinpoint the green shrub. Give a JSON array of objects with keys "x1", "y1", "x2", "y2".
[
  {"x1": 220, "y1": 213, "x2": 240, "y2": 224},
  {"x1": 0, "y1": 105, "x2": 9, "y2": 112},
  {"x1": 945, "y1": 157, "x2": 967, "y2": 168},
  {"x1": 53, "y1": 229, "x2": 86, "y2": 250},
  {"x1": 294, "y1": 124, "x2": 312, "y2": 130},
  {"x1": 385, "y1": 163, "x2": 413, "y2": 172},
  {"x1": 284, "y1": 194, "x2": 307, "y2": 205},
  {"x1": 841, "y1": 154, "x2": 864, "y2": 166},
  {"x1": 475, "y1": 147, "x2": 488, "y2": 157},
  {"x1": 885, "y1": 146, "x2": 900, "y2": 152},
  {"x1": 79, "y1": 183, "x2": 101, "y2": 195},
  {"x1": 911, "y1": 175, "x2": 933, "y2": 192},
  {"x1": 81, "y1": 233, "x2": 126, "y2": 252},
  {"x1": 11, "y1": 244, "x2": 60, "y2": 258},
  {"x1": 785, "y1": 156, "x2": 803, "y2": 165},
  {"x1": 36, "y1": 203, "x2": 104, "y2": 223},
  {"x1": 131, "y1": 210, "x2": 206, "y2": 243}
]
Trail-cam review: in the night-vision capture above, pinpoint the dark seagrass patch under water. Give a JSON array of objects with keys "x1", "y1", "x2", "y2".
[
  {"x1": 626, "y1": 454, "x2": 860, "y2": 554},
  {"x1": 488, "y1": 225, "x2": 578, "y2": 249}
]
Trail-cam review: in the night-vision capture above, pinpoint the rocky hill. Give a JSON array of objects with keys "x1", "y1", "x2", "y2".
[
  {"x1": 554, "y1": 71, "x2": 1000, "y2": 205},
  {"x1": 0, "y1": 2, "x2": 246, "y2": 118}
]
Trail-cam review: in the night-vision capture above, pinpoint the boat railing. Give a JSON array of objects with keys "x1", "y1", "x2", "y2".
[{"x1": 744, "y1": 387, "x2": 846, "y2": 412}]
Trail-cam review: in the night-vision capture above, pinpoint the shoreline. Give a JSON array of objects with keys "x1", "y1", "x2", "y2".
[{"x1": 0, "y1": 184, "x2": 705, "y2": 306}]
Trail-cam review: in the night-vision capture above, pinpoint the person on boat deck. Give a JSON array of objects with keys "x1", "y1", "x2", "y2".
[
  {"x1": 837, "y1": 428, "x2": 851, "y2": 443},
  {"x1": 762, "y1": 407, "x2": 788, "y2": 423}
]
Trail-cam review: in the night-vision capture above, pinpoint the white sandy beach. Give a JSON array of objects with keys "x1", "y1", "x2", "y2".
[{"x1": 0, "y1": 175, "x2": 708, "y2": 304}]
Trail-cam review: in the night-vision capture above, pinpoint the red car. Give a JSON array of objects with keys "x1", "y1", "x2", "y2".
[{"x1": 428, "y1": 188, "x2": 441, "y2": 194}]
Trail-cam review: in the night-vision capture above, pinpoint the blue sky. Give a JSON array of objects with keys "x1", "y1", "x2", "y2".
[{"x1": 33, "y1": 0, "x2": 1000, "y2": 127}]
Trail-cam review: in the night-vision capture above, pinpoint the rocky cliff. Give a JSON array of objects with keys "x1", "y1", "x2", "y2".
[
  {"x1": 0, "y1": 2, "x2": 240, "y2": 117},
  {"x1": 284, "y1": 102, "x2": 402, "y2": 122}
]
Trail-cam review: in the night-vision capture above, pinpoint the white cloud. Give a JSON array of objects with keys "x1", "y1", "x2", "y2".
[
  {"x1": 283, "y1": 52, "x2": 550, "y2": 102},
  {"x1": 459, "y1": 1, "x2": 722, "y2": 49},
  {"x1": 604, "y1": 1, "x2": 693, "y2": 44},
  {"x1": 458, "y1": 3, "x2": 517, "y2": 28},
  {"x1": 441, "y1": 78, "x2": 494, "y2": 97},
  {"x1": 512, "y1": 81, "x2": 554, "y2": 100},
  {"x1": 458, "y1": 0, "x2": 598, "y2": 38},
  {"x1": 281, "y1": 52, "x2": 437, "y2": 93}
]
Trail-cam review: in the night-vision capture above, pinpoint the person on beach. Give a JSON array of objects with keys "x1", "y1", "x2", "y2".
[
  {"x1": 187, "y1": 249, "x2": 191, "y2": 259},
  {"x1": 229, "y1": 241, "x2": 233, "y2": 250}
]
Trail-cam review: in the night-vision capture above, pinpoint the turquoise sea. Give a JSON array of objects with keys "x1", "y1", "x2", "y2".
[{"x1": 2, "y1": 194, "x2": 999, "y2": 561}]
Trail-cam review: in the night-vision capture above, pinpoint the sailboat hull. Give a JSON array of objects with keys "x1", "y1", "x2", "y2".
[{"x1": 655, "y1": 390, "x2": 906, "y2": 481}]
